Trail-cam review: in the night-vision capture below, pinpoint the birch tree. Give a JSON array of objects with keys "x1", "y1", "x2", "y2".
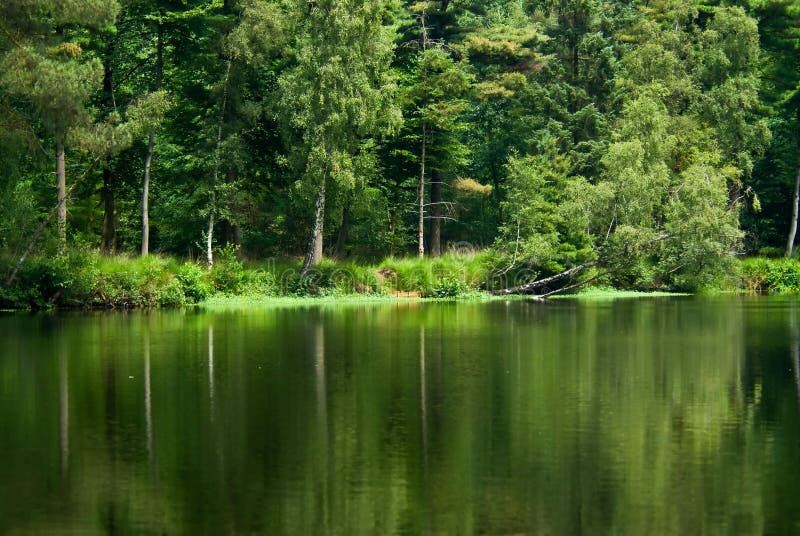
[{"x1": 279, "y1": 0, "x2": 399, "y2": 274}]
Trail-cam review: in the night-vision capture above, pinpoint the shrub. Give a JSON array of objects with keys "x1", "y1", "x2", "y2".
[
  {"x1": 157, "y1": 279, "x2": 187, "y2": 307},
  {"x1": 0, "y1": 256, "x2": 70, "y2": 309},
  {"x1": 176, "y1": 262, "x2": 212, "y2": 303},
  {"x1": 758, "y1": 246, "x2": 785, "y2": 259},
  {"x1": 239, "y1": 269, "x2": 279, "y2": 296},
  {"x1": 429, "y1": 275, "x2": 469, "y2": 298},
  {"x1": 741, "y1": 257, "x2": 800, "y2": 293},
  {"x1": 210, "y1": 244, "x2": 245, "y2": 294}
]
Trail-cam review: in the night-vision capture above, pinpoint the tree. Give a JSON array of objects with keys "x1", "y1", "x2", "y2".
[
  {"x1": 389, "y1": 1, "x2": 472, "y2": 258},
  {"x1": 279, "y1": 0, "x2": 399, "y2": 274},
  {"x1": 0, "y1": 0, "x2": 120, "y2": 251},
  {"x1": 747, "y1": 0, "x2": 800, "y2": 256}
]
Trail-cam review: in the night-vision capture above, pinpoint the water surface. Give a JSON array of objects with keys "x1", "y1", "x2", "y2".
[{"x1": 1, "y1": 297, "x2": 799, "y2": 534}]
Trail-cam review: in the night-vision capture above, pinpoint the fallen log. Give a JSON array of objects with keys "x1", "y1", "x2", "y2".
[{"x1": 491, "y1": 262, "x2": 596, "y2": 296}]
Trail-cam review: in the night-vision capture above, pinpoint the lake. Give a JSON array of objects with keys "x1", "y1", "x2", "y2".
[{"x1": 1, "y1": 297, "x2": 799, "y2": 534}]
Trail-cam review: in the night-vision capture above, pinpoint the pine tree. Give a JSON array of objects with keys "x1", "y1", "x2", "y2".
[{"x1": 0, "y1": 0, "x2": 120, "y2": 251}]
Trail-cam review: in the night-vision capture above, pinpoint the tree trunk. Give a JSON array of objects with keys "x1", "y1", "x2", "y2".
[
  {"x1": 141, "y1": 22, "x2": 163, "y2": 257},
  {"x1": 418, "y1": 123, "x2": 426, "y2": 258},
  {"x1": 231, "y1": 223, "x2": 241, "y2": 248},
  {"x1": 334, "y1": 204, "x2": 350, "y2": 259},
  {"x1": 56, "y1": 140, "x2": 66, "y2": 252},
  {"x1": 430, "y1": 169, "x2": 442, "y2": 257},
  {"x1": 302, "y1": 180, "x2": 326, "y2": 275},
  {"x1": 206, "y1": 197, "x2": 215, "y2": 269},
  {"x1": 101, "y1": 163, "x2": 116, "y2": 254},
  {"x1": 492, "y1": 262, "x2": 596, "y2": 295},
  {"x1": 389, "y1": 211, "x2": 396, "y2": 257},
  {"x1": 141, "y1": 130, "x2": 153, "y2": 257},
  {"x1": 207, "y1": 58, "x2": 233, "y2": 269},
  {"x1": 101, "y1": 34, "x2": 116, "y2": 255},
  {"x1": 786, "y1": 161, "x2": 800, "y2": 258},
  {"x1": 417, "y1": 10, "x2": 429, "y2": 259}
]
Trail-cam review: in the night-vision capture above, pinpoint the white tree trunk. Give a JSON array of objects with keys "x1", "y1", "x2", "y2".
[
  {"x1": 56, "y1": 141, "x2": 66, "y2": 253},
  {"x1": 786, "y1": 162, "x2": 800, "y2": 258},
  {"x1": 418, "y1": 123, "x2": 426, "y2": 258},
  {"x1": 141, "y1": 130, "x2": 154, "y2": 257}
]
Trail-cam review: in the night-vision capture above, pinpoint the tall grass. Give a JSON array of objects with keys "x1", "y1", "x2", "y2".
[
  {"x1": 740, "y1": 257, "x2": 800, "y2": 294},
  {"x1": 0, "y1": 249, "x2": 498, "y2": 309},
  {"x1": 5, "y1": 247, "x2": 772, "y2": 310}
]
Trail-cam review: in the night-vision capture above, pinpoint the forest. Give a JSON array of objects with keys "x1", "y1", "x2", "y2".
[{"x1": 0, "y1": 0, "x2": 799, "y2": 306}]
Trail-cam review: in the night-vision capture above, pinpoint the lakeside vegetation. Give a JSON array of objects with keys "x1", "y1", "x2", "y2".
[
  {"x1": 2, "y1": 249, "x2": 800, "y2": 310},
  {"x1": 1, "y1": 0, "x2": 799, "y2": 307}
]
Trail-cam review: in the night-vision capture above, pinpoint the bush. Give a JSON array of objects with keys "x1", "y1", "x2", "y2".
[
  {"x1": 758, "y1": 246, "x2": 785, "y2": 259},
  {"x1": 176, "y1": 262, "x2": 212, "y2": 303},
  {"x1": 741, "y1": 257, "x2": 800, "y2": 293},
  {"x1": 0, "y1": 256, "x2": 70, "y2": 309},
  {"x1": 239, "y1": 269, "x2": 279, "y2": 296},
  {"x1": 429, "y1": 275, "x2": 469, "y2": 298},
  {"x1": 210, "y1": 244, "x2": 245, "y2": 294},
  {"x1": 157, "y1": 279, "x2": 187, "y2": 307}
]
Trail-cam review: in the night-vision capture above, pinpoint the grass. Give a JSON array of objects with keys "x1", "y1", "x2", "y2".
[
  {"x1": 552, "y1": 286, "x2": 690, "y2": 301},
  {"x1": 0, "y1": 248, "x2": 501, "y2": 310},
  {"x1": 199, "y1": 290, "x2": 497, "y2": 310},
  {"x1": 7, "y1": 247, "x2": 794, "y2": 311}
]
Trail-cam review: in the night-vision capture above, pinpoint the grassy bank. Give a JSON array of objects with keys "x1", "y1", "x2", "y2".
[
  {"x1": 0, "y1": 249, "x2": 505, "y2": 310},
  {"x1": 2, "y1": 250, "x2": 799, "y2": 310}
]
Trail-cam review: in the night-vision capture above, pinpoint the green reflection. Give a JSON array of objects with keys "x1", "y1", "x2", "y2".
[{"x1": 0, "y1": 298, "x2": 799, "y2": 534}]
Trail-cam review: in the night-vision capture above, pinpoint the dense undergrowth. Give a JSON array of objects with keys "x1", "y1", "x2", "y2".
[
  {"x1": 740, "y1": 257, "x2": 800, "y2": 294},
  {"x1": 2, "y1": 248, "x2": 799, "y2": 310},
  {"x1": 0, "y1": 248, "x2": 508, "y2": 310}
]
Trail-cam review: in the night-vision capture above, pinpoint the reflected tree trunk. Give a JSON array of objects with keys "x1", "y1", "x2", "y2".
[
  {"x1": 59, "y1": 338, "x2": 69, "y2": 479},
  {"x1": 208, "y1": 325, "x2": 215, "y2": 421},
  {"x1": 144, "y1": 331, "x2": 154, "y2": 470},
  {"x1": 791, "y1": 304, "x2": 800, "y2": 413},
  {"x1": 420, "y1": 325, "x2": 428, "y2": 468},
  {"x1": 313, "y1": 320, "x2": 330, "y2": 533}
]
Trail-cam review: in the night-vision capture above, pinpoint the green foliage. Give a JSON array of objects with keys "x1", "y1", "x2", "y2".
[
  {"x1": 288, "y1": 259, "x2": 381, "y2": 297},
  {"x1": 499, "y1": 148, "x2": 592, "y2": 274},
  {"x1": 430, "y1": 275, "x2": 469, "y2": 298},
  {"x1": 0, "y1": 0, "x2": 795, "y2": 297},
  {"x1": 176, "y1": 263, "x2": 213, "y2": 303},
  {"x1": 0, "y1": 250, "x2": 194, "y2": 309},
  {"x1": 209, "y1": 244, "x2": 246, "y2": 295},
  {"x1": 741, "y1": 257, "x2": 800, "y2": 293},
  {"x1": 378, "y1": 253, "x2": 491, "y2": 295}
]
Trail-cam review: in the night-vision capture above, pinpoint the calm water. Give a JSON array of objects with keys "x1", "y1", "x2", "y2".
[{"x1": 1, "y1": 297, "x2": 800, "y2": 534}]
